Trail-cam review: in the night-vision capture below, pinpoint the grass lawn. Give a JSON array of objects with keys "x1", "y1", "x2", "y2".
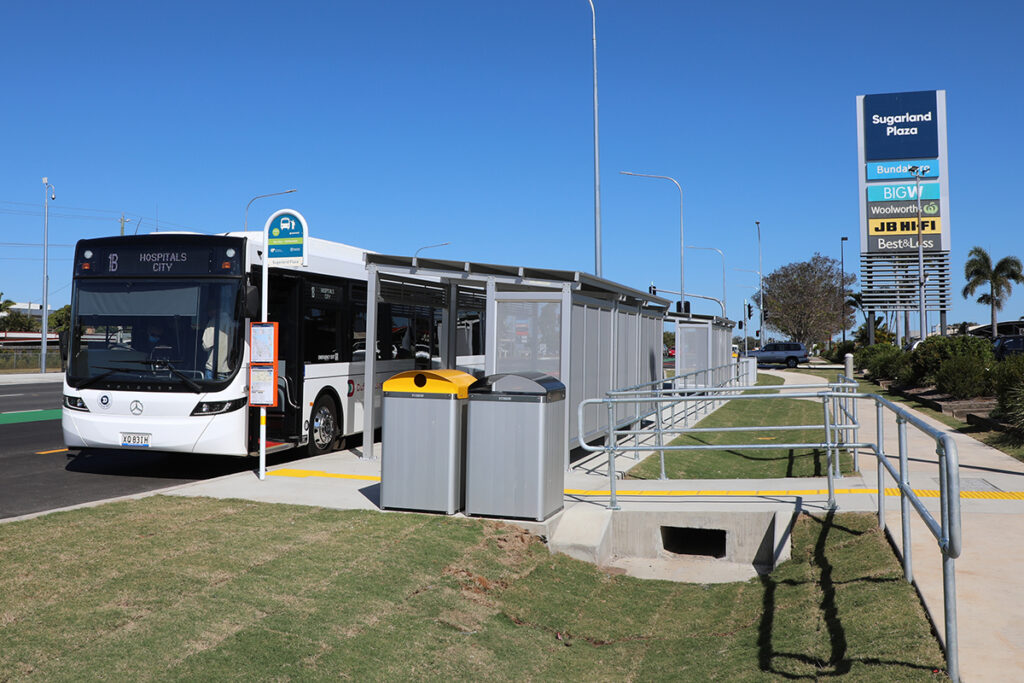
[
  {"x1": 0, "y1": 497, "x2": 945, "y2": 680},
  {"x1": 629, "y1": 373, "x2": 854, "y2": 480},
  {"x1": 780, "y1": 369, "x2": 1024, "y2": 464}
]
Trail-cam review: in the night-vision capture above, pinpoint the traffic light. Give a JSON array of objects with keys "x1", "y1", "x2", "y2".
[
  {"x1": 747, "y1": 303, "x2": 753, "y2": 319},
  {"x1": 756, "y1": 329, "x2": 761, "y2": 338},
  {"x1": 738, "y1": 321, "x2": 744, "y2": 330},
  {"x1": 648, "y1": 284, "x2": 657, "y2": 296}
]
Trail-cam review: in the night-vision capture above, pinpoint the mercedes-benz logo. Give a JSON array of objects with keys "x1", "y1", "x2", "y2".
[
  {"x1": 129, "y1": 400, "x2": 144, "y2": 416},
  {"x1": 99, "y1": 394, "x2": 111, "y2": 408}
]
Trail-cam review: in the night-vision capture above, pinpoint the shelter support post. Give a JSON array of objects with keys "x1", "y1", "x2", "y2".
[{"x1": 362, "y1": 264, "x2": 379, "y2": 459}]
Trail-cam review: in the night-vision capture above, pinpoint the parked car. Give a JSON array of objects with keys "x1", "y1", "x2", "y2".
[
  {"x1": 744, "y1": 342, "x2": 809, "y2": 368},
  {"x1": 993, "y1": 335, "x2": 1024, "y2": 361}
]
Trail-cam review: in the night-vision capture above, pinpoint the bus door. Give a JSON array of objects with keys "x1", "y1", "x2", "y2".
[{"x1": 266, "y1": 271, "x2": 303, "y2": 443}]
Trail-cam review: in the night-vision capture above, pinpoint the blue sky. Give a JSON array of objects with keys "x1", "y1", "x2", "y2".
[{"x1": 3, "y1": 1, "x2": 1023, "y2": 331}]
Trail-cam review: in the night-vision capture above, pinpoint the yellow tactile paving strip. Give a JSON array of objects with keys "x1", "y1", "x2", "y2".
[{"x1": 266, "y1": 469, "x2": 1024, "y2": 500}]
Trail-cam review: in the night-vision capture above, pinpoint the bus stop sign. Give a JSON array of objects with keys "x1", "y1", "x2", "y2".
[{"x1": 264, "y1": 209, "x2": 308, "y2": 267}]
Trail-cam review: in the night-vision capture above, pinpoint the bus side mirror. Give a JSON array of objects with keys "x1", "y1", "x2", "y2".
[{"x1": 245, "y1": 285, "x2": 260, "y2": 318}]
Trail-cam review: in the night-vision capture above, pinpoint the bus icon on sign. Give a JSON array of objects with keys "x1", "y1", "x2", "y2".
[{"x1": 280, "y1": 217, "x2": 293, "y2": 232}]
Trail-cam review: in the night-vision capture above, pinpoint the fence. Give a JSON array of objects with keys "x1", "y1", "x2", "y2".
[
  {"x1": 578, "y1": 373, "x2": 963, "y2": 682},
  {"x1": 0, "y1": 346, "x2": 61, "y2": 372}
]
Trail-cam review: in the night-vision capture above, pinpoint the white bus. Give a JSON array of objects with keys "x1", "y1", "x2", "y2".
[{"x1": 62, "y1": 232, "x2": 439, "y2": 456}]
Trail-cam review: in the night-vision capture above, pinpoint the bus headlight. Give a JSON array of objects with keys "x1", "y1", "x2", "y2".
[
  {"x1": 63, "y1": 395, "x2": 90, "y2": 412},
  {"x1": 191, "y1": 398, "x2": 248, "y2": 416}
]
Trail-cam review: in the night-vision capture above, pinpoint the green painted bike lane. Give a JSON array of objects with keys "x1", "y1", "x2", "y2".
[{"x1": 0, "y1": 409, "x2": 62, "y2": 425}]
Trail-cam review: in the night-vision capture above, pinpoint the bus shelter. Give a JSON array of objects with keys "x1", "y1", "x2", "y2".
[
  {"x1": 668, "y1": 311, "x2": 736, "y2": 387},
  {"x1": 362, "y1": 254, "x2": 668, "y2": 468}
]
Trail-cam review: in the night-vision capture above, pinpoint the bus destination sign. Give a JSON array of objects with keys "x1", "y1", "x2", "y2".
[{"x1": 75, "y1": 244, "x2": 243, "y2": 277}]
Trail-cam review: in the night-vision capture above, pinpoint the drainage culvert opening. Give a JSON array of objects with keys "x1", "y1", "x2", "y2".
[{"x1": 661, "y1": 526, "x2": 726, "y2": 558}]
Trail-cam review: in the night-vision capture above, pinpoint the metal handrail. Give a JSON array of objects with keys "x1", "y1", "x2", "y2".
[{"x1": 576, "y1": 379, "x2": 961, "y2": 681}]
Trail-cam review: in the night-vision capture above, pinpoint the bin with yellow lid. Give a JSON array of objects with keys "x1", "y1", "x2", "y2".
[{"x1": 380, "y1": 369, "x2": 476, "y2": 514}]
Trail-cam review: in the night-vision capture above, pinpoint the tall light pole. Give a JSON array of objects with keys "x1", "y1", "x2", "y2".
[
  {"x1": 245, "y1": 189, "x2": 297, "y2": 231},
  {"x1": 840, "y1": 236, "x2": 848, "y2": 344},
  {"x1": 908, "y1": 165, "x2": 930, "y2": 340},
  {"x1": 620, "y1": 172, "x2": 684, "y2": 310},
  {"x1": 41, "y1": 178, "x2": 55, "y2": 374},
  {"x1": 586, "y1": 0, "x2": 602, "y2": 276},
  {"x1": 687, "y1": 246, "x2": 726, "y2": 313},
  {"x1": 755, "y1": 221, "x2": 764, "y2": 343}
]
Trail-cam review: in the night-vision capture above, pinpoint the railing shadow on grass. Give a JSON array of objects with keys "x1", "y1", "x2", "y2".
[{"x1": 757, "y1": 510, "x2": 944, "y2": 679}]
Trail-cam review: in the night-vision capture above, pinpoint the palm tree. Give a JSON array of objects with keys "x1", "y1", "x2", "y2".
[{"x1": 962, "y1": 246, "x2": 1024, "y2": 339}]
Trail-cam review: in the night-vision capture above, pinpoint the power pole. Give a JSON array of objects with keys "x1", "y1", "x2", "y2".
[{"x1": 119, "y1": 213, "x2": 133, "y2": 236}]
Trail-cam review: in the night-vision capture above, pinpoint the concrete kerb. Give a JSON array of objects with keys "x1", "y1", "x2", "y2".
[{"x1": 0, "y1": 371, "x2": 65, "y2": 385}]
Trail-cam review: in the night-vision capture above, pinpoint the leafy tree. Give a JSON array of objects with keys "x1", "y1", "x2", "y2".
[
  {"x1": 0, "y1": 311, "x2": 39, "y2": 332},
  {"x1": 0, "y1": 292, "x2": 14, "y2": 316},
  {"x1": 755, "y1": 253, "x2": 857, "y2": 348},
  {"x1": 962, "y1": 246, "x2": 1024, "y2": 339},
  {"x1": 48, "y1": 304, "x2": 72, "y2": 332}
]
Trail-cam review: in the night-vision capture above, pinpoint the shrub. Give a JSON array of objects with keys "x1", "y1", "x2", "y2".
[
  {"x1": 991, "y1": 355, "x2": 1024, "y2": 410},
  {"x1": 855, "y1": 343, "x2": 896, "y2": 373},
  {"x1": 1005, "y1": 383, "x2": 1024, "y2": 434},
  {"x1": 908, "y1": 335, "x2": 994, "y2": 387},
  {"x1": 935, "y1": 355, "x2": 991, "y2": 399},
  {"x1": 856, "y1": 344, "x2": 907, "y2": 382},
  {"x1": 824, "y1": 341, "x2": 856, "y2": 364}
]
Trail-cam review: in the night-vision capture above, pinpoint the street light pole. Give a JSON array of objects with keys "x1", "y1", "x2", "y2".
[
  {"x1": 412, "y1": 241, "x2": 450, "y2": 266},
  {"x1": 687, "y1": 246, "x2": 726, "y2": 313},
  {"x1": 620, "y1": 171, "x2": 684, "y2": 310},
  {"x1": 244, "y1": 189, "x2": 297, "y2": 231},
  {"x1": 908, "y1": 165, "x2": 930, "y2": 341},
  {"x1": 840, "y1": 236, "x2": 848, "y2": 345},
  {"x1": 41, "y1": 178, "x2": 55, "y2": 374},
  {"x1": 755, "y1": 221, "x2": 764, "y2": 343},
  {"x1": 586, "y1": 0, "x2": 602, "y2": 277}
]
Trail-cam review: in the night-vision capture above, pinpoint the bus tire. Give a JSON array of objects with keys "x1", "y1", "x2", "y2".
[{"x1": 309, "y1": 394, "x2": 340, "y2": 455}]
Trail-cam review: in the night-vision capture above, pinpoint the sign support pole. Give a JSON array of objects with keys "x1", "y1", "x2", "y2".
[
  {"x1": 256, "y1": 209, "x2": 309, "y2": 481},
  {"x1": 259, "y1": 225, "x2": 270, "y2": 480}
]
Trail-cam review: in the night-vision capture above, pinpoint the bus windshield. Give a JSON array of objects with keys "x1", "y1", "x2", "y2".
[{"x1": 67, "y1": 279, "x2": 244, "y2": 391}]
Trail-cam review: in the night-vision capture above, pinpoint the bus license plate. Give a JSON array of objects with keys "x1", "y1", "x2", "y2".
[{"x1": 121, "y1": 432, "x2": 151, "y2": 447}]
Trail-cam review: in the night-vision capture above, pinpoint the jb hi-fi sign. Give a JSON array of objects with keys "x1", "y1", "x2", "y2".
[{"x1": 857, "y1": 90, "x2": 950, "y2": 254}]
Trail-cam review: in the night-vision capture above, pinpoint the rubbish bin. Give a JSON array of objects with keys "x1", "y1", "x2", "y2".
[
  {"x1": 381, "y1": 369, "x2": 476, "y2": 514},
  {"x1": 466, "y1": 372, "x2": 566, "y2": 521}
]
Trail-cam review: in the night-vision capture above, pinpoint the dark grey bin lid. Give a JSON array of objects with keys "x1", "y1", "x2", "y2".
[{"x1": 469, "y1": 371, "x2": 566, "y2": 401}]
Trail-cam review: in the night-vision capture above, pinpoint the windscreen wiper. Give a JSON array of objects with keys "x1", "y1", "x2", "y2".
[
  {"x1": 138, "y1": 358, "x2": 203, "y2": 393},
  {"x1": 76, "y1": 365, "x2": 144, "y2": 390}
]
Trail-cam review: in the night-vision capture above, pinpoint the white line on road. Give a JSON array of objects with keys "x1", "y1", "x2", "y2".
[{"x1": 0, "y1": 393, "x2": 25, "y2": 398}]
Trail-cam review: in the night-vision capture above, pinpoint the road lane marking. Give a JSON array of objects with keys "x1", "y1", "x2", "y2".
[
  {"x1": 0, "y1": 393, "x2": 25, "y2": 398},
  {"x1": 36, "y1": 448, "x2": 69, "y2": 455}
]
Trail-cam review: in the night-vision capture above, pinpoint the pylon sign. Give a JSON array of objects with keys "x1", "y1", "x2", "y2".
[{"x1": 856, "y1": 91, "x2": 950, "y2": 254}]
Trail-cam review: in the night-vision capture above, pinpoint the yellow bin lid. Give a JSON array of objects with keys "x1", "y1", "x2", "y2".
[{"x1": 382, "y1": 369, "x2": 476, "y2": 399}]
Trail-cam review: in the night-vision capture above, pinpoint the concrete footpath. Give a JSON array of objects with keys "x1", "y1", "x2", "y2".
[{"x1": 15, "y1": 366, "x2": 1023, "y2": 680}]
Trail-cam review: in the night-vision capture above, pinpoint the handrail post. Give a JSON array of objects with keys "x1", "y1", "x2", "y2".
[
  {"x1": 852, "y1": 384, "x2": 860, "y2": 472},
  {"x1": 606, "y1": 401, "x2": 620, "y2": 510},
  {"x1": 823, "y1": 396, "x2": 836, "y2": 509},
  {"x1": 876, "y1": 400, "x2": 886, "y2": 531},
  {"x1": 897, "y1": 415, "x2": 913, "y2": 583},
  {"x1": 655, "y1": 393, "x2": 666, "y2": 480},
  {"x1": 938, "y1": 434, "x2": 961, "y2": 682}
]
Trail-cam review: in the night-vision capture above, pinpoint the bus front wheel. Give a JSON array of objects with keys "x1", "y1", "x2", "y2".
[{"x1": 309, "y1": 394, "x2": 340, "y2": 455}]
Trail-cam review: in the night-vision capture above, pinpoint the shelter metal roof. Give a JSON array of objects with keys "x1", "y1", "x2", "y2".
[{"x1": 365, "y1": 253, "x2": 670, "y2": 309}]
